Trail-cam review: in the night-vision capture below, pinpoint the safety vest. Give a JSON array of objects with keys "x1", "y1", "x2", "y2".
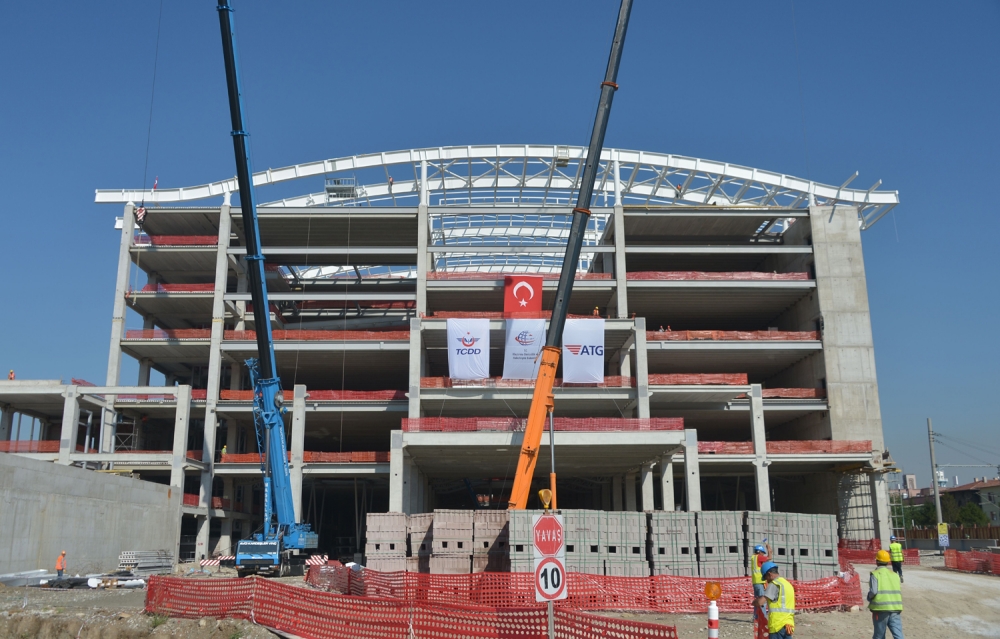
[
  {"x1": 55, "y1": 556, "x2": 66, "y2": 571},
  {"x1": 767, "y1": 577, "x2": 795, "y2": 633},
  {"x1": 751, "y1": 555, "x2": 765, "y2": 585},
  {"x1": 869, "y1": 567, "x2": 903, "y2": 612},
  {"x1": 889, "y1": 542, "x2": 903, "y2": 563}
]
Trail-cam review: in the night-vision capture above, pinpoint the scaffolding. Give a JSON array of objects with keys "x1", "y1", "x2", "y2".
[{"x1": 837, "y1": 472, "x2": 875, "y2": 542}]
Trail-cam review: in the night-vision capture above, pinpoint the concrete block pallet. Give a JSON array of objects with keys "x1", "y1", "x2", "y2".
[
  {"x1": 430, "y1": 554, "x2": 471, "y2": 574},
  {"x1": 409, "y1": 513, "x2": 434, "y2": 555},
  {"x1": 605, "y1": 560, "x2": 650, "y2": 577},
  {"x1": 366, "y1": 512, "x2": 407, "y2": 541},
  {"x1": 367, "y1": 555, "x2": 406, "y2": 572},
  {"x1": 651, "y1": 561, "x2": 698, "y2": 577},
  {"x1": 473, "y1": 510, "x2": 509, "y2": 556},
  {"x1": 648, "y1": 512, "x2": 698, "y2": 575},
  {"x1": 118, "y1": 550, "x2": 173, "y2": 576},
  {"x1": 565, "y1": 509, "x2": 605, "y2": 567},
  {"x1": 406, "y1": 555, "x2": 430, "y2": 573},
  {"x1": 472, "y1": 552, "x2": 510, "y2": 573},
  {"x1": 793, "y1": 562, "x2": 838, "y2": 581},
  {"x1": 432, "y1": 509, "x2": 473, "y2": 555}
]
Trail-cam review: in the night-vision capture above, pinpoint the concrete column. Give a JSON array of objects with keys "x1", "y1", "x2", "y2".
[
  {"x1": 1, "y1": 404, "x2": 13, "y2": 441},
  {"x1": 417, "y1": 204, "x2": 429, "y2": 317},
  {"x1": 102, "y1": 204, "x2": 136, "y2": 453},
  {"x1": 625, "y1": 471, "x2": 637, "y2": 511},
  {"x1": 137, "y1": 359, "x2": 152, "y2": 386},
  {"x1": 226, "y1": 421, "x2": 238, "y2": 453},
  {"x1": 408, "y1": 462, "x2": 422, "y2": 515},
  {"x1": 601, "y1": 481, "x2": 611, "y2": 510},
  {"x1": 683, "y1": 429, "x2": 702, "y2": 512},
  {"x1": 57, "y1": 386, "x2": 80, "y2": 465},
  {"x1": 389, "y1": 431, "x2": 405, "y2": 512},
  {"x1": 170, "y1": 385, "x2": 192, "y2": 489},
  {"x1": 408, "y1": 318, "x2": 422, "y2": 418},
  {"x1": 749, "y1": 384, "x2": 771, "y2": 512},
  {"x1": 196, "y1": 516, "x2": 210, "y2": 561},
  {"x1": 633, "y1": 318, "x2": 649, "y2": 418},
  {"x1": 612, "y1": 204, "x2": 628, "y2": 318},
  {"x1": 870, "y1": 473, "x2": 892, "y2": 548},
  {"x1": 290, "y1": 384, "x2": 307, "y2": 521},
  {"x1": 641, "y1": 463, "x2": 654, "y2": 511},
  {"x1": 660, "y1": 454, "x2": 674, "y2": 511},
  {"x1": 234, "y1": 274, "x2": 248, "y2": 331},
  {"x1": 612, "y1": 475, "x2": 623, "y2": 511},
  {"x1": 218, "y1": 519, "x2": 233, "y2": 556}
]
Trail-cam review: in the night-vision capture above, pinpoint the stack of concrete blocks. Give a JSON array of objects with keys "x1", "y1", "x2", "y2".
[
  {"x1": 472, "y1": 510, "x2": 510, "y2": 573},
  {"x1": 508, "y1": 509, "x2": 537, "y2": 573},
  {"x1": 648, "y1": 512, "x2": 698, "y2": 577},
  {"x1": 430, "y1": 509, "x2": 473, "y2": 574},
  {"x1": 365, "y1": 512, "x2": 407, "y2": 572},
  {"x1": 605, "y1": 512, "x2": 650, "y2": 577},
  {"x1": 407, "y1": 512, "x2": 434, "y2": 573},
  {"x1": 563, "y1": 510, "x2": 605, "y2": 575},
  {"x1": 790, "y1": 513, "x2": 839, "y2": 581},
  {"x1": 696, "y1": 511, "x2": 744, "y2": 578}
]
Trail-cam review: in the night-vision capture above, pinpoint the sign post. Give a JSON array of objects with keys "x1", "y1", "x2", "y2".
[
  {"x1": 533, "y1": 502, "x2": 566, "y2": 639},
  {"x1": 937, "y1": 522, "x2": 950, "y2": 549}
]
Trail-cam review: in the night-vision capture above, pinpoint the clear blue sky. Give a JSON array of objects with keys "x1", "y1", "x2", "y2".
[{"x1": 0, "y1": 2, "x2": 997, "y2": 486}]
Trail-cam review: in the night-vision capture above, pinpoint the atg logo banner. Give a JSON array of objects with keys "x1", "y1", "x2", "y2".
[
  {"x1": 447, "y1": 318, "x2": 490, "y2": 380},
  {"x1": 562, "y1": 318, "x2": 604, "y2": 384},
  {"x1": 502, "y1": 319, "x2": 546, "y2": 380}
]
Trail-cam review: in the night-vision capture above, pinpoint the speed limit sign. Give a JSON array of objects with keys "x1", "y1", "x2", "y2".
[
  {"x1": 533, "y1": 513, "x2": 567, "y2": 602},
  {"x1": 535, "y1": 556, "x2": 566, "y2": 601}
]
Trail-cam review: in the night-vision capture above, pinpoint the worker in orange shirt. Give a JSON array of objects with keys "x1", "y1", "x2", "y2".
[{"x1": 55, "y1": 550, "x2": 67, "y2": 578}]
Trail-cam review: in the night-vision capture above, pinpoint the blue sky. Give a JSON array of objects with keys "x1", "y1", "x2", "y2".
[{"x1": 0, "y1": 1, "x2": 997, "y2": 486}]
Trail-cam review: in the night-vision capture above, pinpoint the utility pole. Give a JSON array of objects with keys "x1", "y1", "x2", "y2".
[{"x1": 927, "y1": 418, "x2": 942, "y2": 525}]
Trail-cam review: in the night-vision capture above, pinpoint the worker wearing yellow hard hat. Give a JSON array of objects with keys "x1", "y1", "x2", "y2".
[{"x1": 868, "y1": 549, "x2": 904, "y2": 639}]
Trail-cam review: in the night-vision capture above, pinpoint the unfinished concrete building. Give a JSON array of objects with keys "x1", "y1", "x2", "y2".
[{"x1": 0, "y1": 146, "x2": 900, "y2": 561}]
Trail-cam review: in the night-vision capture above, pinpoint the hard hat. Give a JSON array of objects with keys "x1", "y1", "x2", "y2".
[
  {"x1": 890, "y1": 535, "x2": 896, "y2": 541},
  {"x1": 876, "y1": 550, "x2": 891, "y2": 564},
  {"x1": 753, "y1": 545, "x2": 766, "y2": 554},
  {"x1": 761, "y1": 561, "x2": 778, "y2": 576},
  {"x1": 60, "y1": 550, "x2": 66, "y2": 555}
]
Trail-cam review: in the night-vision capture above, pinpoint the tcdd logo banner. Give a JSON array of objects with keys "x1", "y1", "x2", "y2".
[{"x1": 447, "y1": 318, "x2": 490, "y2": 380}]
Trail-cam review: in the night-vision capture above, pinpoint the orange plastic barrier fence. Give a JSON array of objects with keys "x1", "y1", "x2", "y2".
[
  {"x1": 741, "y1": 388, "x2": 826, "y2": 399},
  {"x1": 944, "y1": 549, "x2": 1000, "y2": 575},
  {"x1": 182, "y1": 493, "x2": 199, "y2": 507},
  {"x1": 146, "y1": 575, "x2": 680, "y2": 639},
  {"x1": 298, "y1": 300, "x2": 415, "y2": 310},
  {"x1": 137, "y1": 283, "x2": 215, "y2": 293},
  {"x1": 647, "y1": 329, "x2": 819, "y2": 341},
  {"x1": 219, "y1": 390, "x2": 405, "y2": 401},
  {"x1": 224, "y1": 330, "x2": 409, "y2": 341},
  {"x1": 427, "y1": 272, "x2": 613, "y2": 281},
  {"x1": 402, "y1": 417, "x2": 684, "y2": 433},
  {"x1": 106, "y1": 449, "x2": 203, "y2": 460},
  {"x1": 699, "y1": 442, "x2": 755, "y2": 454},
  {"x1": 421, "y1": 376, "x2": 635, "y2": 389},
  {"x1": 125, "y1": 329, "x2": 211, "y2": 340},
  {"x1": 218, "y1": 451, "x2": 388, "y2": 464},
  {"x1": 766, "y1": 440, "x2": 871, "y2": 454},
  {"x1": 135, "y1": 235, "x2": 219, "y2": 246},
  {"x1": 839, "y1": 548, "x2": 920, "y2": 566},
  {"x1": 648, "y1": 373, "x2": 748, "y2": 385},
  {"x1": 839, "y1": 539, "x2": 881, "y2": 551},
  {"x1": 429, "y1": 311, "x2": 600, "y2": 319},
  {"x1": 71, "y1": 378, "x2": 98, "y2": 387},
  {"x1": 305, "y1": 564, "x2": 862, "y2": 614},
  {"x1": 627, "y1": 271, "x2": 810, "y2": 281},
  {"x1": 0, "y1": 440, "x2": 62, "y2": 453}
]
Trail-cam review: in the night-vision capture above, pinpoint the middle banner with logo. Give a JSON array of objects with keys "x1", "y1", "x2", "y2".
[
  {"x1": 502, "y1": 319, "x2": 546, "y2": 380},
  {"x1": 447, "y1": 318, "x2": 490, "y2": 380},
  {"x1": 561, "y1": 318, "x2": 605, "y2": 384}
]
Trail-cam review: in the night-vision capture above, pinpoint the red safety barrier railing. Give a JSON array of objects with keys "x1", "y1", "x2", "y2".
[
  {"x1": 105, "y1": 449, "x2": 203, "y2": 461},
  {"x1": 71, "y1": 378, "x2": 97, "y2": 387},
  {"x1": 839, "y1": 548, "x2": 920, "y2": 566},
  {"x1": 182, "y1": 493, "x2": 199, "y2": 507},
  {"x1": 627, "y1": 271, "x2": 810, "y2": 281},
  {"x1": 699, "y1": 441, "x2": 755, "y2": 454},
  {"x1": 0, "y1": 440, "x2": 61, "y2": 453},
  {"x1": 736, "y1": 388, "x2": 826, "y2": 399},
  {"x1": 146, "y1": 575, "x2": 680, "y2": 639},
  {"x1": 124, "y1": 329, "x2": 211, "y2": 340},
  {"x1": 211, "y1": 497, "x2": 231, "y2": 510},
  {"x1": 298, "y1": 300, "x2": 416, "y2": 310},
  {"x1": 428, "y1": 311, "x2": 602, "y2": 319},
  {"x1": 135, "y1": 283, "x2": 215, "y2": 294},
  {"x1": 305, "y1": 564, "x2": 862, "y2": 614},
  {"x1": 647, "y1": 329, "x2": 819, "y2": 341},
  {"x1": 219, "y1": 389, "x2": 405, "y2": 401},
  {"x1": 944, "y1": 549, "x2": 1000, "y2": 575},
  {"x1": 421, "y1": 376, "x2": 635, "y2": 389},
  {"x1": 839, "y1": 538, "x2": 881, "y2": 551},
  {"x1": 303, "y1": 451, "x2": 391, "y2": 463},
  {"x1": 402, "y1": 417, "x2": 684, "y2": 433},
  {"x1": 427, "y1": 272, "x2": 613, "y2": 281},
  {"x1": 135, "y1": 234, "x2": 219, "y2": 246},
  {"x1": 766, "y1": 440, "x2": 871, "y2": 454},
  {"x1": 225, "y1": 330, "x2": 409, "y2": 341},
  {"x1": 648, "y1": 373, "x2": 748, "y2": 385}
]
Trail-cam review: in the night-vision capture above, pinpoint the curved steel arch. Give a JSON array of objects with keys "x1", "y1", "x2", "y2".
[{"x1": 96, "y1": 144, "x2": 899, "y2": 229}]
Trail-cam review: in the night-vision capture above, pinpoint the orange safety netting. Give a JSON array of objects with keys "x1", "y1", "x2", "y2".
[
  {"x1": 402, "y1": 417, "x2": 684, "y2": 433},
  {"x1": 737, "y1": 388, "x2": 826, "y2": 399},
  {"x1": 146, "y1": 575, "x2": 680, "y2": 638},
  {"x1": 428, "y1": 311, "x2": 600, "y2": 319},
  {"x1": 218, "y1": 451, "x2": 389, "y2": 464},
  {"x1": 136, "y1": 283, "x2": 215, "y2": 294},
  {"x1": 125, "y1": 329, "x2": 211, "y2": 340},
  {"x1": 115, "y1": 389, "x2": 207, "y2": 401},
  {"x1": 698, "y1": 442, "x2": 755, "y2": 455},
  {"x1": 305, "y1": 564, "x2": 862, "y2": 614},
  {"x1": 224, "y1": 330, "x2": 410, "y2": 341},
  {"x1": 648, "y1": 373, "x2": 748, "y2": 385},
  {"x1": 839, "y1": 548, "x2": 920, "y2": 566},
  {"x1": 766, "y1": 440, "x2": 871, "y2": 454},
  {"x1": 421, "y1": 376, "x2": 635, "y2": 389},
  {"x1": 0, "y1": 440, "x2": 62, "y2": 453},
  {"x1": 219, "y1": 390, "x2": 405, "y2": 401},
  {"x1": 944, "y1": 549, "x2": 1000, "y2": 575},
  {"x1": 839, "y1": 538, "x2": 881, "y2": 551},
  {"x1": 107, "y1": 449, "x2": 203, "y2": 460},
  {"x1": 646, "y1": 329, "x2": 818, "y2": 341},
  {"x1": 71, "y1": 378, "x2": 97, "y2": 387},
  {"x1": 135, "y1": 235, "x2": 219, "y2": 246},
  {"x1": 298, "y1": 300, "x2": 416, "y2": 310},
  {"x1": 627, "y1": 271, "x2": 810, "y2": 281},
  {"x1": 427, "y1": 272, "x2": 613, "y2": 281}
]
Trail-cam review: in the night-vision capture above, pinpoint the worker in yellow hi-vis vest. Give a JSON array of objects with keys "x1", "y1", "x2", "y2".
[
  {"x1": 869, "y1": 550, "x2": 904, "y2": 639},
  {"x1": 888, "y1": 535, "x2": 904, "y2": 583},
  {"x1": 754, "y1": 561, "x2": 794, "y2": 638}
]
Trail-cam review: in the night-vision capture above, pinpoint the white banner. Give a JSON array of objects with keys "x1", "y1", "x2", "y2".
[
  {"x1": 447, "y1": 318, "x2": 490, "y2": 380},
  {"x1": 561, "y1": 318, "x2": 604, "y2": 384},
  {"x1": 502, "y1": 319, "x2": 546, "y2": 380}
]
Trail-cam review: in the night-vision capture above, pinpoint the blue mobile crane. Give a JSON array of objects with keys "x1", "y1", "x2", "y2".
[{"x1": 215, "y1": 1, "x2": 318, "y2": 577}]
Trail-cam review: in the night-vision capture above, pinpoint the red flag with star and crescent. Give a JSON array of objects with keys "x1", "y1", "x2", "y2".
[{"x1": 504, "y1": 275, "x2": 543, "y2": 317}]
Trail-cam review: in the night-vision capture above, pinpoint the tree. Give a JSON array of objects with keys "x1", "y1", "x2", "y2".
[
  {"x1": 941, "y1": 494, "x2": 961, "y2": 524},
  {"x1": 958, "y1": 502, "x2": 990, "y2": 526},
  {"x1": 905, "y1": 502, "x2": 937, "y2": 527}
]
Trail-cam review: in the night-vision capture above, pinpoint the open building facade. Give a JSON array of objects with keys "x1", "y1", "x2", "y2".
[{"x1": 0, "y1": 146, "x2": 900, "y2": 561}]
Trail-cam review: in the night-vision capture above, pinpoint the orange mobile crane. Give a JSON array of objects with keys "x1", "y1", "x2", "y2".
[{"x1": 507, "y1": 0, "x2": 633, "y2": 510}]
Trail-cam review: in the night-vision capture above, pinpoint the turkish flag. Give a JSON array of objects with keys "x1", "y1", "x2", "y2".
[{"x1": 504, "y1": 275, "x2": 543, "y2": 316}]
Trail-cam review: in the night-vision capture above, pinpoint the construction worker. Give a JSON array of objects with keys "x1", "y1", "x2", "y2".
[
  {"x1": 7, "y1": 370, "x2": 14, "y2": 380},
  {"x1": 888, "y1": 535, "x2": 904, "y2": 582},
  {"x1": 751, "y1": 541, "x2": 773, "y2": 617},
  {"x1": 754, "y1": 561, "x2": 795, "y2": 639},
  {"x1": 868, "y1": 549, "x2": 904, "y2": 639},
  {"x1": 55, "y1": 550, "x2": 66, "y2": 578}
]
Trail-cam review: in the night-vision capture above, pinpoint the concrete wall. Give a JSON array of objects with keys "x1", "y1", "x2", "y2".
[{"x1": 0, "y1": 454, "x2": 181, "y2": 575}]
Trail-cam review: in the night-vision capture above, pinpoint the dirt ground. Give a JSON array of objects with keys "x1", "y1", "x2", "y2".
[{"x1": 2, "y1": 557, "x2": 999, "y2": 638}]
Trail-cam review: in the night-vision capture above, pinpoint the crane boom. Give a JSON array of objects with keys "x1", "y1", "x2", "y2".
[
  {"x1": 217, "y1": 0, "x2": 316, "y2": 576},
  {"x1": 508, "y1": 0, "x2": 633, "y2": 510}
]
